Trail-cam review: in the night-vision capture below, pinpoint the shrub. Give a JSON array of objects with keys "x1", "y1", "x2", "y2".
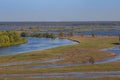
[
  {"x1": 91, "y1": 32, "x2": 95, "y2": 37},
  {"x1": 88, "y1": 57, "x2": 95, "y2": 64}
]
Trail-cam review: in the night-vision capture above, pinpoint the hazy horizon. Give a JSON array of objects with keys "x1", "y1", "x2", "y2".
[{"x1": 0, "y1": 0, "x2": 120, "y2": 21}]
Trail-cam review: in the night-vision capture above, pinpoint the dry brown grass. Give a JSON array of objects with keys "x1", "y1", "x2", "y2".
[{"x1": 53, "y1": 36, "x2": 118, "y2": 64}]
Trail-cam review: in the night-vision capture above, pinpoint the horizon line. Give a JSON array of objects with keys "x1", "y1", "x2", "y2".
[{"x1": 0, "y1": 21, "x2": 120, "y2": 23}]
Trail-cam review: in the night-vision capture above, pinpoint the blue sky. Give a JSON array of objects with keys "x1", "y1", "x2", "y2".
[{"x1": 0, "y1": 0, "x2": 120, "y2": 21}]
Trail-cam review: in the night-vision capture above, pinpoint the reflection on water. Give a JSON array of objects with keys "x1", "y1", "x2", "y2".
[{"x1": 0, "y1": 37, "x2": 77, "y2": 55}]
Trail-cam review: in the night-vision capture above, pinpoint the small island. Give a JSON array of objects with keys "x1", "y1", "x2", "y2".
[{"x1": 0, "y1": 31, "x2": 27, "y2": 47}]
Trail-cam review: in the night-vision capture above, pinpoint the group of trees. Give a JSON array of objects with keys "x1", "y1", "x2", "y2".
[
  {"x1": 21, "y1": 30, "x2": 75, "y2": 38},
  {"x1": 58, "y1": 31, "x2": 65, "y2": 37},
  {"x1": 58, "y1": 30, "x2": 74, "y2": 37},
  {"x1": 0, "y1": 31, "x2": 27, "y2": 47},
  {"x1": 30, "y1": 33, "x2": 56, "y2": 39}
]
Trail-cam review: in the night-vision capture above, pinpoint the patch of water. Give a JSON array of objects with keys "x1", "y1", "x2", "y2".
[
  {"x1": 1, "y1": 71, "x2": 120, "y2": 78},
  {"x1": 97, "y1": 46, "x2": 120, "y2": 64},
  {"x1": 0, "y1": 58, "x2": 64, "y2": 66},
  {"x1": 24, "y1": 63, "x2": 81, "y2": 69}
]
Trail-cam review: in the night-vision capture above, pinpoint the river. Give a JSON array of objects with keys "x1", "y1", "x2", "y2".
[{"x1": 0, "y1": 37, "x2": 77, "y2": 55}]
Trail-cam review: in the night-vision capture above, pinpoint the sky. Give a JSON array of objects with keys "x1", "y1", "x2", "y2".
[{"x1": 0, "y1": 0, "x2": 120, "y2": 21}]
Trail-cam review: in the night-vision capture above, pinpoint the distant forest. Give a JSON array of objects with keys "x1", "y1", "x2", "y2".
[
  {"x1": 0, "y1": 21, "x2": 120, "y2": 30},
  {"x1": 0, "y1": 21, "x2": 120, "y2": 26}
]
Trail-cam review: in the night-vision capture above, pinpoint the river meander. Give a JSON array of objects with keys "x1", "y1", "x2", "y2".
[{"x1": 0, "y1": 37, "x2": 77, "y2": 55}]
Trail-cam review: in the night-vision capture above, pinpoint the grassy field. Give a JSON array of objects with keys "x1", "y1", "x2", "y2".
[
  {"x1": 0, "y1": 62, "x2": 120, "y2": 74},
  {"x1": 0, "y1": 36, "x2": 120, "y2": 79},
  {"x1": 0, "y1": 77, "x2": 120, "y2": 80}
]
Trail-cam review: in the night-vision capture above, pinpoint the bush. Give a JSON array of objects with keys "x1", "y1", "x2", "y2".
[
  {"x1": 88, "y1": 57, "x2": 95, "y2": 64},
  {"x1": 59, "y1": 31, "x2": 65, "y2": 37},
  {"x1": 21, "y1": 32, "x2": 28, "y2": 37},
  {"x1": 119, "y1": 35, "x2": 120, "y2": 41},
  {"x1": 91, "y1": 33, "x2": 95, "y2": 37},
  {"x1": 31, "y1": 33, "x2": 56, "y2": 39}
]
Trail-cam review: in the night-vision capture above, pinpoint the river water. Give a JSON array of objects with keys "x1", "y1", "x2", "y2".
[
  {"x1": 0, "y1": 37, "x2": 77, "y2": 55},
  {"x1": 97, "y1": 46, "x2": 120, "y2": 63}
]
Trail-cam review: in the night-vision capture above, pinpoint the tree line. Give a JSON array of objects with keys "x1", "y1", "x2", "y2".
[
  {"x1": 0, "y1": 31, "x2": 27, "y2": 47},
  {"x1": 21, "y1": 30, "x2": 75, "y2": 38},
  {"x1": 21, "y1": 32, "x2": 56, "y2": 38}
]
